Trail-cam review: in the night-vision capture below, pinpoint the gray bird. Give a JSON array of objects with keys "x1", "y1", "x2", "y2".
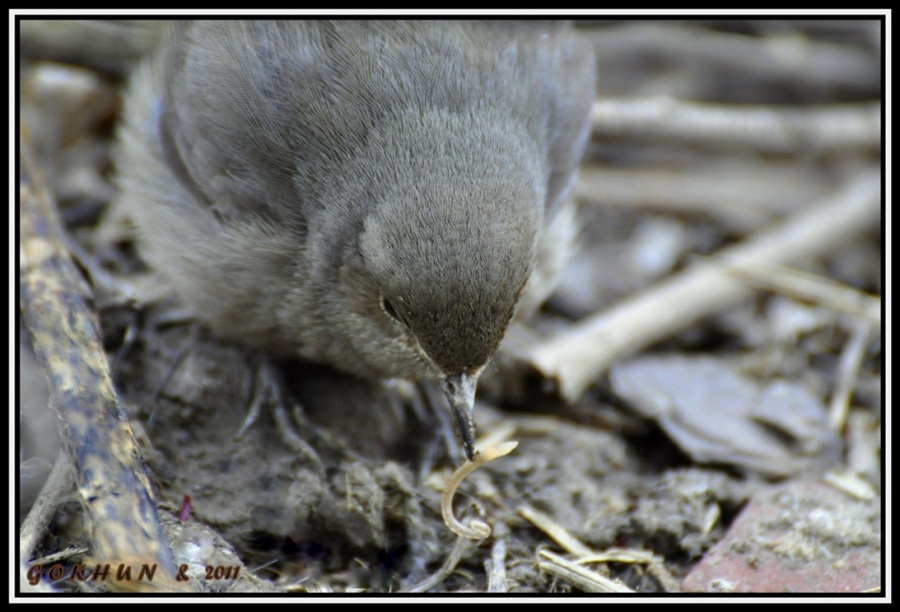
[{"x1": 115, "y1": 20, "x2": 595, "y2": 460}]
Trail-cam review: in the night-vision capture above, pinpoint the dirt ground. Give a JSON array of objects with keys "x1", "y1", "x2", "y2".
[{"x1": 18, "y1": 19, "x2": 883, "y2": 596}]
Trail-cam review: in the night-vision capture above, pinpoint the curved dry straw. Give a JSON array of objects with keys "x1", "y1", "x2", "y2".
[{"x1": 441, "y1": 441, "x2": 519, "y2": 539}]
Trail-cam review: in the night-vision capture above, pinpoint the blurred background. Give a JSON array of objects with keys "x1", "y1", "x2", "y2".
[{"x1": 18, "y1": 18, "x2": 882, "y2": 594}]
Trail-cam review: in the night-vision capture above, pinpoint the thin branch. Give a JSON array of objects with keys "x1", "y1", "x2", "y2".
[
  {"x1": 538, "y1": 550, "x2": 633, "y2": 593},
  {"x1": 405, "y1": 536, "x2": 477, "y2": 593},
  {"x1": 588, "y1": 23, "x2": 879, "y2": 91},
  {"x1": 576, "y1": 164, "x2": 829, "y2": 230},
  {"x1": 519, "y1": 505, "x2": 595, "y2": 558},
  {"x1": 828, "y1": 320, "x2": 876, "y2": 431},
  {"x1": 720, "y1": 258, "x2": 881, "y2": 325},
  {"x1": 528, "y1": 170, "x2": 880, "y2": 402},
  {"x1": 485, "y1": 537, "x2": 508, "y2": 593},
  {"x1": 591, "y1": 97, "x2": 880, "y2": 152},
  {"x1": 19, "y1": 454, "x2": 71, "y2": 569},
  {"x1": 19, "y1": 126, "x2": 190, "y2": 592},
  {"x1": 19, "y1": 20, "x2": 161, "y2": 76}
]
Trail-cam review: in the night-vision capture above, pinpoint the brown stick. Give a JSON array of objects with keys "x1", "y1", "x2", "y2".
[{"x1": 19, "y1": 127, "x2": 190, "y2": 592}]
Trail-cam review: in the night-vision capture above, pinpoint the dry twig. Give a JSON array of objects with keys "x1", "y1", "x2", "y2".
[
  {"x1": 577, "y1": 164, "x2": 829, "y2": 230},
  {"x1": 538, "y1": 549, "x2": 634, "y2": 593},
  {"x1": 589, "y1": 23, "x2": 879, "y2": 91},
  {"x1": 528, "y1": 171, "x2": 880, "y2": 402},
  {"x1": 19, "y1": 128, "x2": 188, "y2": 592},
  {"x1": 18, "y1": 454, "x2": 71, "y2": 569},
  {"x1": 485, "y1": 537, "x2": 508, "y2": 593},
  {"x1": 591, "y1": 97, "x2": 880, "y2": 152},
  {"x1": 828, "y1": 320, "x2": 877, "y2": 431},
  {"x1": 518, "y1": 505, "x2": 594, "y2": 558},
  {"x1": 721, "y1": 258, "x2": 881, "y2": 325}
]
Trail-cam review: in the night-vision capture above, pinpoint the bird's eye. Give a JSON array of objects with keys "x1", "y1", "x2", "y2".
[{"x1": 382, "y1": 297, "x2": 402, "y2": 323}]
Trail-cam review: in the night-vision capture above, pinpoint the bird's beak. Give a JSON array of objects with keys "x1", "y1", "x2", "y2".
[{"x1": 441, "y1": 372, "x2": 479, "y2": 461}]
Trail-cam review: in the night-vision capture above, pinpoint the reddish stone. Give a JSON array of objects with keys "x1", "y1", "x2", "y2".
[{"x1": 682, "y1": 481, "x2": 881, "y2": 593}]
